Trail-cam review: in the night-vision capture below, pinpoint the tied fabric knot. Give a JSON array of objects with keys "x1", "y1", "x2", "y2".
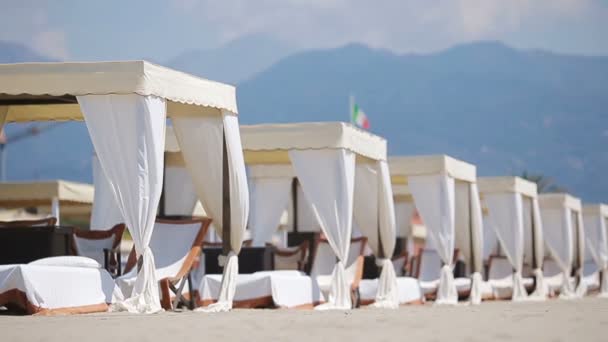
[
  {"x1": 375, "y1": 258, "x2": 389, "y2": 268},
  {"x1": 435, "y1": 264, "x2": 458, "y2": 305},
  {"x1": 197, "y1": 251, "x2": 238, "y2": 313},
  {"x1": 218, "y1": 254, "x2": 228, "y2": 267},
  {"x1": 371, "y1": 258, "x2": 399, "y2": 309}
]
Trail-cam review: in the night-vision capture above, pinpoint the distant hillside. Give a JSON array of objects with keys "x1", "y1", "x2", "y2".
[
  {"x1": 166, "y1": 34, "x2": 296, "y2": 84},
  {"x1": 237, "y1": 41, "x2": 608, "y2": 202},
  {"x1": 2, "y1": 40, "x2": 607, "y2": 202},
  {"x1": 0, "y1": 41, "x2": 53, "y2": 63}
]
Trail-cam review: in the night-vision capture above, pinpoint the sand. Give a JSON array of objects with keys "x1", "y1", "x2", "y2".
[{"x1": 1, "y1": 298, "x2": 606, "y2": 342}]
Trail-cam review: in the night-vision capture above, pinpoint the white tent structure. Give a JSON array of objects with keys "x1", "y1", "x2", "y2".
[
  {"x1": 0, "y1": 180, "x2": 94, "y2": 225},
  {"x1": 477, "y1": 177, "x2": 546, "y2": 301},
  {"x1": 582, "y1": 204, "x2": 608, "y2": 297},
  {"x1": 0, "y1": 61, "x2": 248, "y2": 313},
  {"x1": 538, "y1": 193, "x2": 586, "y2": 298},
  {"x1": 389, "y1": 155, "x2": 484, "y2": 305},
  {"x1": 240, "y1": 122, "x2": 398, "y2": 309}
]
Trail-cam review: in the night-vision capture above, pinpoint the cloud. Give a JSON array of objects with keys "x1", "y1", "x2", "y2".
[
  {"x1": 169, "y1": 0, "x2": 608, "y2": 54},
  {"x1": 0, "y1": 2, "x2": 69, "y2": 59},
  {"x1": 32, "y1": 30, "x2": 69, "y2": 60}
]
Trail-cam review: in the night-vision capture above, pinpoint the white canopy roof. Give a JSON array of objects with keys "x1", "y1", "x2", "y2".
[
  {"x1": 538, "y1": 193, "x2": 582, "y2": 212},
  {"x1": 0, "y1": 180, "x2": 93, "y2": 208},
  {"x1": 389, "y1": 155, "x2": 476, "y2": 185},
  {"x1": 240, "y1": 122, "x2": 387, "y2": 164},
  {"x1": 0, "y1": 61, "x2": 237, "y2": 122},
  {"x1": 582, "y1": 203, "x2": 608, "y2": 217},
  {"x1": 477, "y1": 176, "x2": 538, "y2": 198}
]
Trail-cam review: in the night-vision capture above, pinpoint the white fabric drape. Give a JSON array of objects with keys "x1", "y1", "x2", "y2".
[
  {"x1": 173, "y1": 112, "x2": 249, "y2": 312},
  {"x1": 574, "y1": 211, "x2": 587, "y2": 297},
  {"x1": 373, "y1": 161, "x2": 398, "y2": 308},
  {"x1": 90, "y1": 155, "x2": 123, "y2": 230},
  {"x1": 353, "y1": 162, "x2": 398, "y2": 308},
  {"x1": 79, "y1": 94, "x2": 166, "y2": 313},
  {"x1": 484, "y1": 192, "x2": 527, "y2": 301},
  {"x1": 289, "y1": 149, "x2": 355, "y2": 310},
  {"x1": 529, "y1": 198, "x2": 547, "y2": 299},
  {"x1": 468, "y1": 182, "x2": 484, "y2": 305},
  {"x1": 248, "y1": 170, "x2": 292, "y2": 246},
  {"x1": 583, "y1": 212, "x2": 608, "y2": 297},
  {"x1": 408, "y1": 174, "x2": 457, "y2": 305},
  {"x1": 541, "y1": 207, "x2": 576, "y2": 298},
  {"x1": 164, "y1": 166, "x2": 198, "y2": 216}
]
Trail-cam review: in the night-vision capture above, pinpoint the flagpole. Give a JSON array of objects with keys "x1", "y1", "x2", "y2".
[{"x1": 349, "y1": 94, "x2": 354, "y2": 124}]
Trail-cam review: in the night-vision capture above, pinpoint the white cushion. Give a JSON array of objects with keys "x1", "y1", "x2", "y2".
[{"x1": 29, "y1": 256, "x2": 102, "y2": 269}]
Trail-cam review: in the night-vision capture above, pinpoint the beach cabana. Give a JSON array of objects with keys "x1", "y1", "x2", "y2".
[
  {"x1": 240, "y1": 122, "x2": 397, "y2": 309},
  {"x1": 538, "y1": 193, "x2": 586, "y2": 298},
  {"x1": 0, "y1": 180, "x2": 93, "y2": 225},
  {"x1": 477, "y1": 177, "x2": 546, "y2": 300},
  {"x1": 582, "y1": 204, "x2": 608, "y2": 297},
  {"x1": 0, "y1": 61, "x2": 248, "y2": 313},
  {"x1": 389, "y1": 155, "x2": 484, "y2": 304}
]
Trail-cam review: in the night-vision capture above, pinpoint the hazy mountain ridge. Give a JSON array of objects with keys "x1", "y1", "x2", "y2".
[{"x1": 1, "y1": 39, "x2": 607, "y2": 202}]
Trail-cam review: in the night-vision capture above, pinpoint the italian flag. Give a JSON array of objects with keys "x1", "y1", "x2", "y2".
[{"x1": 351, "y1": 103, "x2": 370, "y2": 129}]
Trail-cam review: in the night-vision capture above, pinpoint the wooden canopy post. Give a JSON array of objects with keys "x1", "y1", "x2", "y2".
[
  {"x1": 291, "y1": 178, "x2": 298, "y2": 233},
  {"x1": 468, "y1": 186, "x2": 477, "y2": 276},
  {"x1": 530, "y1": 198, "x2": 538, "y2": 292},
  {"x1": 222, "y1": 128, "x2": 232, "y2": 257},
  {"x1": 158, "y1": 152, "x2": 166, "y2": 218}
]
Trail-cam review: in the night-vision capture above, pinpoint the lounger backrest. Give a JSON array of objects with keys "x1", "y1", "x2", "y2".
[
  {"x1": 392, "y1": 255, "x2": 407, "y2": 276},
  {"x1": 149, "y1": 220, "x2": 207, "y2": 270},
  {"x1": 310, "y1": 240, "x2": 336, "y2": 276},
  {"x1": 311, "y1": 237, "x2": 367, "y2": 276},
  {"x1": 269, "y1": 241, "x2": 309, "y2": 271},
  {"x1": 543, "y1": 258, "x2": 562, "y2": 277},
  {"x1": 488, "y1": 256, "x2": 513, "y2": 280},
  {"x1": 0, "y1": 217, "x2": 57, "y2": 227},
  {"x1": 346, "y1": 237, "x2": 366, "y2": 267},
  {"x1": 418, "y1": 249, "x2": 442, "y2": 282},
  {"x1": 72, "y1": 224, "x2": 125, "y2": 265}
]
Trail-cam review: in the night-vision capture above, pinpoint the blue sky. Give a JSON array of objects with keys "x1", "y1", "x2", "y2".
[{"x1": 1, "y1": 0, "x2": 608, "y2": 61}]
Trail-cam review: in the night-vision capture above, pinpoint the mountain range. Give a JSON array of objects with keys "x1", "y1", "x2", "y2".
[{"x1": 1, "y1": 38, "x2": 607, "y2": 202}]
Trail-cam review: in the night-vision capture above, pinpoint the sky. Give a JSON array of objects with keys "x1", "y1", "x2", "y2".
[{"x1": 1, "y1": 0, "x2": 608, "y2": 61}]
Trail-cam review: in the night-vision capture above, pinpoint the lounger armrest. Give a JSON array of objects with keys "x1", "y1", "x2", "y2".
[{"x1": 350, "y1": 255, "x2": 365, "y2": 290}]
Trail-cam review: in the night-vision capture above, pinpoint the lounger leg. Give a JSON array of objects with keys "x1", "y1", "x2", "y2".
[
  {"x1": 160, "y1": 279, "x2": 172, "y2": 310},
  {"x1": 187, "y1": 272, "x2": 195, "y2": 310},
  {"x1": 171, "y1": 277, "x2": 188, "y2": 310}
]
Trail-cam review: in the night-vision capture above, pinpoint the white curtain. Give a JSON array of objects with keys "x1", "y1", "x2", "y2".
[
  {"x1": 79, "y1": 94, "x2": 166, "y2": 313},
  {"x1": 395, "y1": 201, "x2": 415, "y2": 238},
  {"x1": 484, "y1": 192, "x2": 527, "y2": 301},
  {"x1": 90, "y1": 154, "x2": 123, "y2": 230},
  {"x1": 353, "y1": 162, "x2": 398, "y2": 308},
  {"x1": 248, "y1": 170, "x2": 292, "y2": 246},
  {"x1": 467, "y1": 182, "x2": 484, "y2": 305},
  {"x1": 541, "y1": 207, "x2": 575, "y2": 298},
  {"x1": 583, "y1": 212, "x2": 608, "y2": 297},
  {"x1": 529, "y1": 198, "x2": 547, "y2": 299},
  {"x1": 574, "y1": 211, "x2": 587, "y2": 297},
  {"x1": 409, "y1": 174, "x2": 458, "y2": 305},
  {"x1": 373, "y1": 161, "x2": 398, "y2": 308},
  {"x1": 173, "y1": 112, "x2": 249, "y2": 312},
  {"x1": 164, "y1": 166, "x2": 198, "y2": 216},
  {"x1": 289, "y1": 149, "x2": 355, "y2": 310}
]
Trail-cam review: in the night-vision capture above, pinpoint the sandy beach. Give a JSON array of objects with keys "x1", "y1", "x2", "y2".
[{"x1": 1, "y1": 298, "x2": 606, "y2": 342}]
